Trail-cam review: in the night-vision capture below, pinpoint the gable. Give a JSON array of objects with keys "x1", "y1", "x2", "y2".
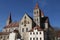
[{"x1": 20, "y1": 13, "x2": 33, "y2": 24}]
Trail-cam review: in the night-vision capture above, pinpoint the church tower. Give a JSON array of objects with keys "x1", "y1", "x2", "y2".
[
  {"x1": 33, "y1": 3, "x2": 41, "y2": 26},
  {"x1": 6, "y1": 12, "x2": 12, "y2": 26},
  {"x1": 33, "y1": 3, "x2": 44, "y2": 26}
]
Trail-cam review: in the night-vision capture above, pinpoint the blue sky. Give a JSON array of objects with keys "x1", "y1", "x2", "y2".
[{"x1": 0, "y1": 0, "x2": 60, "y2": 31}]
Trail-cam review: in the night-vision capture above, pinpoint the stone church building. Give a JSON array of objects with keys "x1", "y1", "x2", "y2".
[{"x1": 0, "y1": 3, "x2": 56, "y2": 40}]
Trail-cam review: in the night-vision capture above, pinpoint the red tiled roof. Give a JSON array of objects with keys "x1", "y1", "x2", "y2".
[
  {"x1": 4, "y1": 22, "x2": 19, "y2": 28},
  {"x1": 29, "y1": 25, "x2": 43, "y2": 32},
  {"x1": 0, "y1": 32, "x2": 10, "y2": 35}
]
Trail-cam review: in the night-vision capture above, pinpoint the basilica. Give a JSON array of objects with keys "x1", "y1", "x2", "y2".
[{"x1": 0, "y1": 3, "x2": 57, "y2": 40}]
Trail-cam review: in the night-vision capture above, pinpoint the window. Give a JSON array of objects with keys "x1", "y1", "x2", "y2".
[
  {"x1": 36, "y1": 38, "x2": 38, "y2": 40},
  {"x1": 37, "y1": 18, "x2": 38, "y2": 21},
  {"x1": 33, "y1": 32, "x2": 35, "y2": 35},
  {"x1": 40, "y1": 38, "x2": 42, "y2": 40},
  {"x1": 25, "y1": 16, "x2": 26, "y2": 19},
  {"x1": 7, "y1": 36, "x2": 9, "y2": 39},
  {"x1": 33, "y1": 38, "x2": 35, "y2": 40},
  {"x1": 40, "y1": 32, "x2": 41, "y2": 34},
  {"x1": 24, "y1": 20, "x2": 26, "y2": 26},
  {"x1": 24, "y1": 24, "x2": 26, "y2": 26},
  {"x1": 30, "y1": 32, "x2": 32, "y2": 35},
  {"x1": 4, "y1": 36, "x2": 5, "y2": 40},
  {"x1": 26, "y1": 28, "x2": 28, "y2": 32},
  {"x1": 22, "y1": 28, "x2": 24, "y2": 32},
  {"x1": 21, "y1": 22, "x2": 23, "y2": 25},
  {"x1": 28, "y1": 21, "x2": 29, "y2": 24},
  {"x1": 36, "y1": 32, "x2": 38, "y2": 34},
  {"x1": 34, "y1": 12, "x2": 36, "y2": 14},
  {"x1": 30, "y1": 37, "x2": 32, "y2": 40},
  {"x1": 0, "y1": 36, "x2": 2, "y2": 39},
  {"x1": 34, "y1": 19, "x2": 36, "y2": 21},
  {"x1": 37, "y1": 11, "x2": 38, "y2": 14}
]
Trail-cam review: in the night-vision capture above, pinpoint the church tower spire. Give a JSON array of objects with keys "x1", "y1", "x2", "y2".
[
  {"x1": 6, "y1": 12, "x2": 12, "y2": 26},
  {"x1": 33, "y1": 2, "x2": 44, "y2": 26}
]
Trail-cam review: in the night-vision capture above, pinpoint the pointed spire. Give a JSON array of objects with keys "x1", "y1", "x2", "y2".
[
  {"x1": 8, "y1": 12, "x2": 11, "y2": 20},
  {"x1": 6, "y1": 12, "x2": 12, "y2": 25},
  {"x1": 34, "y1": 2, "x2": 39, "y2": 9}
]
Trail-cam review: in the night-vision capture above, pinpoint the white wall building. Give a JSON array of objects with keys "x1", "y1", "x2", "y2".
[{"x1": 24, "y1": 26, "x2": 44, "y2": 40}]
